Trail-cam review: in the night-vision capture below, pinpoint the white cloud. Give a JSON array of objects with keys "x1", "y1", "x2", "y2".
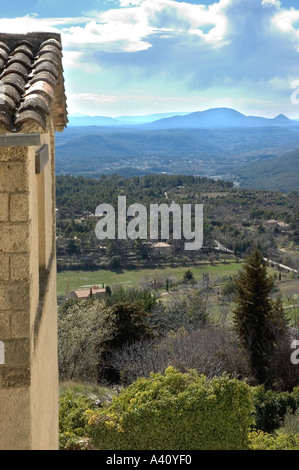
[
  {"x1": 62, "y1": 0, "x2": 233, "y2": 53},
  {"x1": 119, "y1": 0, "x2": 144, "y2": 6},
  {"x1": 0, "y1": 14, "x2": 83, "y2": 34},
  {"x1": 62, "y1": 50, "x2": 83, "y2": 68},
  {"x1": 272, "y1": 8, "x2": 299, "y2": 34},
  {"x1": 69, "y1": 93, "x2": 117, "y2": 102},
  {"x1": 0, "y1": 1, "x2": 233, "y2": 57},
  {"x1": 64, "y1": 20, "x2": 154, "y2": 52},
  {"x1": 1, "y1": 0, "x2": 299, "y2": 119},
  {"x1": 262, "y1": 0, "x2": 281, "y2": 9}
]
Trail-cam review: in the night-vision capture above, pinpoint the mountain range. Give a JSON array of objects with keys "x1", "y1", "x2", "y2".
[
  {"x1": 56, "y1": 107, "x2": 299, "y2": 192},
  {"x1": 67, "y1": 107, "x2": 298, "y2": 129},
  {"x1": 68, "y1": 112, "x2": 189, "y2": 127}
]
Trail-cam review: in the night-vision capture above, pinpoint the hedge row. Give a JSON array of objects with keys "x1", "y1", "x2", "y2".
[
  {"x1": 85, "y1": 367, "x2": 254, "y2": 450},
  {"x1": 59, "y1": 368, "x2": 299, "y2": 450}
]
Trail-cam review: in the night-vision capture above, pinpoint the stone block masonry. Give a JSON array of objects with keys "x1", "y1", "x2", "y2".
[
  {"x1": 0, "y1": 142, "x2": 58, "y2": 449},
  {"x1": 0, "y1": 146, "x2": 31, "y2": 391},
  {"x1": 0, "y1": 31, "x2": 67, "y2": 451}
]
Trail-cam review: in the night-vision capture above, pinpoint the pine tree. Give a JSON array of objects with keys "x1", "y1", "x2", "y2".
[{"x1": 233, "y1": 248, "x2": 288, "y2": 386}]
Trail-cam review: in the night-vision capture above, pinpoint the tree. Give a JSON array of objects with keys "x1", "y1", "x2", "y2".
[
  {"x1": 98, "y1": 300, "x2": 154, "y2": 384},
  {"x1": 133, "y1": 237, "x2": 148, "y2": 259},
  {"x1": 233, "y1": 248, "x2": 288, "y2": 387},
  {"x1": 109, "y1": 255, "x2": 122, "y2": 269},
  {"x1": 58, "y1": 300, "x2": 113, "y2": 382},
  {"x1": 183, "y1": 269, "x2": 194, "y2": 283}
]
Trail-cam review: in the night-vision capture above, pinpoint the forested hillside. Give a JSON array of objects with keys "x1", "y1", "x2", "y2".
[
  {"x1": 55, "y1": 125, "x2": 299, "y2": 181},
  {"x1": 56, "y1": 174, "x2": 299, "y2": 272},
  {"x1": 235, "y1": 148, "x2": 299, "y2": 193}
]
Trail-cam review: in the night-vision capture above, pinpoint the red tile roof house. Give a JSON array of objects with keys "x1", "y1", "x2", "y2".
[{"x1": 70, "y1": 286, "x2": 107, "y2": 300}]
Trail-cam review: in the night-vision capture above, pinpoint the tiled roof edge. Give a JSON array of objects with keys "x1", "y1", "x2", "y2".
[{"x1": 0, "y1": 32, "x2": 67, "y2": 133}]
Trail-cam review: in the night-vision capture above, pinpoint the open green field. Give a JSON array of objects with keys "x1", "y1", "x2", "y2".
[{"x1": 57, "y1": 260, "x2": 243, "y2": 297}]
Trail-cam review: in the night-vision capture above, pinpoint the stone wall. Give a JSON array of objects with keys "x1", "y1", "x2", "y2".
[{"x1": 0, "y1": 130, "x2": 58, "y2": 449}]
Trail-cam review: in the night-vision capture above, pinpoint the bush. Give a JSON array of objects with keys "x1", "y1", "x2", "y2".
[
  {"x1": 252, "y1": 386, "x2": 299, "y2": 433},
  {"x1": 248, "y1": 430, "x2": 299, "y2": 450},
  {"x1": 86, "y1": 367, "x2": 254, "y2": 450},
  {"x1": 106, "y1": 327, "x2": 251, "y2": 386},
  {"x1": 280, "y1": 408, "x2": 299, "y2": 434},
  {"x1": 59, "y1": 390, "x2": 95, "y2": 450}
]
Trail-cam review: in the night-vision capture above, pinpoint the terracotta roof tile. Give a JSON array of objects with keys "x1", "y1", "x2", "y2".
[
  {"x1": 0, "y1": 32, "x2": 67, "y2": 133},
  {"x1": 7, "y1": 52, "x2": 33, "y2": 69},
  {"x1": 3, "y1": 84, "x2": 21, "y2": 103},
  {"x1": 0, "y1": 49, "x2": 9, "y2": 62},
  {"x1": 30, "y1": 70, "x2": 57, "y2": 87},
  {"x1": 0, "y1": 93, "x2": 16, "y2": 109},
  {"x1": 0, "y1": 42, "x2": 10, "y2": 52}
]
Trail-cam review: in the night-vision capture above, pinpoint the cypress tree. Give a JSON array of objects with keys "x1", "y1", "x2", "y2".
[{"x1": 233, "y1": 248, "x2": 288, "y2": 386}]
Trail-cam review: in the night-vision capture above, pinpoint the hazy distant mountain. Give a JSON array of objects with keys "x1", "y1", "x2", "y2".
[
  {"x1": 143, "y1": 108, "x2": 297, "y2": 130},
  {"x1": 56, "y1": 107, "x2": 299, "y2": 189},
  {"x1": 67, "y1": 107, "x2": 298, "y2": 129},
  {"x1": 115, "y1": 112, "x2": 189, "y2": 124},
  {"x1": 67, "y1": 115, "x2": 121, "y2": 126},
  {"x1": 68, "y1": 112, "x2": 189, "y2": 127}
]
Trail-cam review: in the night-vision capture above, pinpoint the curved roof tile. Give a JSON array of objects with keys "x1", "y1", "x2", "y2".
[
  {"x1": 1, "y1": 73, "x2": 27, "y2": 94},
  {"x1": 7, "y1": 52, "x2": 33, "y2": 69},
  {"x1": 0, "y1": 42, "x2": 10, "y2": 53},
  {"x1": 25, "y1": 81, "x2": 55, "y2": 101},
  {"x1": 0, "y1": 32, "x2": 67, "y2": 132},
  {"x1": 11, "y1": 44, "x2": 34, "y2": 57},
  {"x1": 0, "y1": 49, "x2": 9, "y2": 61},
  {"x1": 0, "y1": 93, "x2": 17, "y2": 109},
  {"x1": 15, "y1": 108, "x2": 47, "y2": 130},
  {"x1": 2, "y1": 84, "x2": 22, "y2": 104},
  {"x1": 20, "y1": 93, "x2": 51, "y2": 115},
  {"x1": 2, "y1": 62, "x2": 30, "y2": 79},
  {"x1": 35, "y1": 52, "x2": 60, "y2": 67}
]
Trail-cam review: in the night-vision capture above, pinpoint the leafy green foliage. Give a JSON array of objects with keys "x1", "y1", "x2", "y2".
[
  {"x1": 248, "y1": 430, "x2": 299, "y2": 450},
  {"x1": 102, "y1": 300, "x2": 153, "y2": 350},
  {"x1": 104, "y1": 286, "x2": 157, "y2": 312},
  {"x1": 252, "y1": 386, "x2": 299, "y2": 433},
  {"x1": 98, "y1": 299, "x2": 154, "y2": 383},
  {"x1": 86, "y1": 367, "x2": 254, "y2": 450},
  {"x1": 59, "y1": 390, "x2": 95, "y2": 450}
]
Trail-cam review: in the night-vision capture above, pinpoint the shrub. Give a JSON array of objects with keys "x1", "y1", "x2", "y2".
[
  {"x1": 248, "y1": 430, "x2": 299, "y2": 450},
  {"x1": 280, "y1": 408, "x2": 299, "y2": 434},
  {"x1": 106, "y1": 327, "x2": 251, "y2": 386},
  {"x1": 252, "y1": 386, "x2": 299, "y2": 433},
  {"x1": 59, "y1": 390, "x2": 95, "y2": 450},
  {"x1": 86, "y1": 367, "x2": 254, "y2": 450}
]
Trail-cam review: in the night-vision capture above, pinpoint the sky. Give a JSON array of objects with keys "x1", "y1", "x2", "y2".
[{"x1": 1, "y1": 0, "x2": 299, "y2": 118}]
